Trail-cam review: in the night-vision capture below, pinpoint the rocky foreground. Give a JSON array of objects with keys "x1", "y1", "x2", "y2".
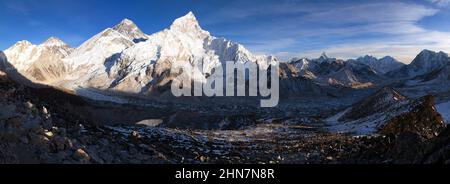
[{"x1": 0, "y1": 72, "x2": 449, "y2": 164}]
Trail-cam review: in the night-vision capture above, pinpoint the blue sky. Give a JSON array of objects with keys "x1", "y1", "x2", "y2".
[{"x1": 1, "y1": 0, "x2": 449, "y2": 63}]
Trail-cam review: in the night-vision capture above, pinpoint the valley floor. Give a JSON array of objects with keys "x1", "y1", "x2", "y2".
[{"x1": 1, "y1": 73, "x2": 449, "y2": 164}]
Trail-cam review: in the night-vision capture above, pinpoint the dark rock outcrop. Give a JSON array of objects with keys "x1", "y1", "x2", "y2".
[{"x1": 380, "y1": 95, "x2": 446, "y2": 139}]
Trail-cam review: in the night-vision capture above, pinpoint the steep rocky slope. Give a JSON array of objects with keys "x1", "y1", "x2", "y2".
[
  {"x1": 353, "y1": 55, "x2": 405, "y2": 74},
  {"x1": 289, "y1": 56, "x2": 385, "y2": 88},
  {"x1": 387, "y1": 50, "x2": 450, "y2": 79},
  {"x1": 326, "y1": 88, "x2": 446, "y2": 136}
]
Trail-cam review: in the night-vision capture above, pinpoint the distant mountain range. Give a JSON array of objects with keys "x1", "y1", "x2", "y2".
[{"x1": 1, "y1": 12, "x2": 450, "y2": 104}]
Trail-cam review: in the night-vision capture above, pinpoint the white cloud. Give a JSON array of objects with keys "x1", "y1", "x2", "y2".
[
  {"x1": 243, "y1": 38, "x2": 297, "y2": 55},
  {"x1": 305, "y1": 2, "x2": 437, "y2": 24},
  {"x1": 292, "y1": 31, "x2": 450, "y2": 63},
  {"x1": 206, "y1": 1, "x2": 449, "y2": 62},
  {"x1": 429, "y1": 0, "x2": 450, "y2": 7}
]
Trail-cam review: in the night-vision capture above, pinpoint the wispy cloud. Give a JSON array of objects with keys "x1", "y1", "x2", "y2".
[
  {"x1": 428, "y1": 0, "x2": 450, "y2": 7},
  {"x1": 204, "y1": 0, "x2": 450, "y2": 63},
  {"x1": 293, "y1": 31, "x2": 450, "y2": 63}
]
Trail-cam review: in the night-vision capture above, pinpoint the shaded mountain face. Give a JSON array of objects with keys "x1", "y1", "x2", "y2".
[
  {"x1": 276, "y1": 62, "x2": 351, "y2": 98},
  {"x1": 338, "y1": 87, "x2": 407, "y2": 122},
  {"x1": 387, "y1": 50, "x2": 450, "y2": 79},
  {"x1": 409, "y1": 50, "x2": 449, "y2": 73},
  {"x1": 288, "y1": 58, "x2": 319, "y2": 79},
  {"x1": 410, "y1": 63, "x2": 450, "y2": 85},
  {"x1": 380, "y1": 95, "x2": 446, "y2": 140},
  {"x1": 289, "y1": 57, "x2": 385, "y2": 88},
  {"x1": 313, "y1": 52, "x2": 336, "y2": 63},
  {"x1": 327, "y1": 88, "x2": 446, "y2": 136},
  {"x1": 317, "y1": 60, "x2": 383, "y2": 83},
  {"x1": 354, "y1": 55, "x2": 405, "y2": 74},
  {"x1": 290, "y1": 50, "x2": 450, "y2": 94}
]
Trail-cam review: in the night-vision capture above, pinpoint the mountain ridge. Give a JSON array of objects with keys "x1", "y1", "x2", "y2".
[{"x1": 1, "y1": 12, "x2": 450, "y2": 102}]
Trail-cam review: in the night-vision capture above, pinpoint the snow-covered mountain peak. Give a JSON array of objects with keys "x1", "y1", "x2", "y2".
[
  {"x1": 3, "y1": 40, "x2": 38, "y2": 71},
  {"x1": 112, "y1": 18, "x2": 148, "y2": 43},
  {"x1": 172, "y1": 11, "x2": 197, "y2": 25},
  {"x1": 313, "y1": 52, "x2": 336, "y2": 63},
  {"x1": 40, "y1": 37, "x2": 68, "y2": 47},
  {"x1": 75, "y1": 28, "x2": 133, "y2": 51},
  {"x1": 418, "y1": 49, "x2": 436, "y2": 56},
  {"x1": 387, "y1": 49, "x2": 449, "y2": 79},
  {"x1": 118, "y1": 18, "x2": 134, "y2": 26},
  {"x1": 357, "y1": 55, "x2": 396, "y2": 63},
  {"x1": 289, "y1": 58, "x2": 311, "y2": 70},
  {"x1": 358, "y1": 55, "x2": 377, "y2": 62},
  {"x1": 355, "y1": 55, "x2": 404, "y2": 74},
  {"x1": 414, "y1": 49, "x2": 449, "y2": 61},
  {"x1": 59, "y1": 11, "x2": 278, "y2": 95},
  {"x1": 2, "y1": 37, "x2": 73, "y2": 83},
  {"x1": 10, "y1": 40, "x2": 33, "y2": 49},
  {"x1": 410, "y1": 49, "x2": 449, "y2": 70},
  {"x1": 379, "y1": 56, "x2": 397, "y2": 62},
  {"x1": 169, "y1": 12, "x2": 206, "y2": 34},
  {"x1": 320, "y1": 52, "x2": 329, "y2": 60}
]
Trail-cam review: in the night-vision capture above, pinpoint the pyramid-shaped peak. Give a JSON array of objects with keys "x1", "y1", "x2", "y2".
[
  {"x1": 187, "y1": 11, "x2": 196, "y2": 18},
  {"x1": 320, "y1": 52, "x2": 329, "y2": 59},
  {"x1": 170, "y1": 11, "x2": 202, "y2": 31},
  {"x1": 112, "y1": 18, "x2": 147, "y2": 42},
  {"x1": 119, "y1": 18, "x2": 135, "y2": 25},
  {"x1": 41, "y1": 37, "x2": 67, "y2": 47},
  {"x1": 113, "y1": 18, "x2": 139, "y2": 30},
  {"x1": 180, "y1": 11, "x2": 197, "y2": 21}
]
